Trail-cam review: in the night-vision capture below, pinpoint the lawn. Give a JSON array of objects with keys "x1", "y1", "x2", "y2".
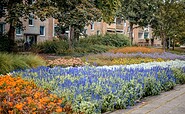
[{"x1": 1, "y1": 47, "x2": 185, "y2": 114}]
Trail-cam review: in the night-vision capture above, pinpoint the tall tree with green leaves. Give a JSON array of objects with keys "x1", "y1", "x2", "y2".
[
  {"x1": 0, "y1": 0, "x2": 30, "y2": 51},
  {"x1": 150, "y1": 0, "x2": 185, "y2": 50},
  {"x1": 51, "y1": 0, "x2": 101, "y2": 49},
  {"x1": 119, "y1": 0, "x2": 157, "y2": 45},
  {"x1": 94, "y1": 0, "x2": 121, "y2": 23},
  {"x1": 0, "y1": 0, "x2": 56, "y2": 52}
]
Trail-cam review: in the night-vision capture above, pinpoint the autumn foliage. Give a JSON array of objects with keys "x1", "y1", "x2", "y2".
[{"x1": 0, "y1": 75, "x2": 72, "y2": 114}]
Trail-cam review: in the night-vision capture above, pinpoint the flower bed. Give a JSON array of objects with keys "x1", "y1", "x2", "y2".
[
  {"x1": 96, "y1": 52, "x2": 185, "y2": 60},
  {"x1": 109, "y1": 47, "x2": 164, "y2": 53},
  {"x1": 112, "y1": 57, "x2": 164, "y2": 65},
  {"x1": 0, "y1": 75, "x2": 72, "y2": 114},
  {"x1": 12, "y1": 60, "x2": 185, "y2": 113},
  {"x1": 47, "y1": 57, "x2": 84, "y2": 67}
]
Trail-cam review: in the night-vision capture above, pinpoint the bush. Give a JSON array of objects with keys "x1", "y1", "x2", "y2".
[
  {"x1": 32, "y1": 34, "x2": 130, "y2": 55},
  {"x1": 101, "y1": 34, "x2": 130, "y2": 47},
  {"x1": 79, "y1": 33, "x2": 130, "y2": 47},
  {"x1": 173, "y1": 68, "x2": 185, "y2": 84},
  {"x1": 32, "y1": 40, "x2": 69, "y2": 54},
  {"x1": 143, "y1": 77, "x2": 161, "y2": 97},
  {"x1": 0, "y1": 53, "x2": 46, "y2": 74}
]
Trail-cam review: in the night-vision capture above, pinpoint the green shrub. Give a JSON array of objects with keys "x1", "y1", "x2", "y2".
[
  {"x1": 32, "y1": 33, "x2": 130, "y2": 55},
  {"x1": 79, "y1": 35, "x2": 102, "y2": 45},
  {"x1": 143, "y1": 77, "x2": 161, "y2": 97},
  {"x1": 32, "y1": 40, "x2": 69, "y2": 54},
  {"x1": 0, "y1": 53, "x2": 46, "y2": 74},
  {"x1": 79, "y1": 33, "x2": 130, "y2": 47},
  {"x1": 101, "y1": 34, "x2": 130, "y2": 47},
  {"x1": 172, "y1": 68, "x2": 185, "y2": 84}
]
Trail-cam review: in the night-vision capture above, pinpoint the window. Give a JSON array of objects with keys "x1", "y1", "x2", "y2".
[
  {"x1": 29, "y1": 15, "x2": 34, "y2": 26},
  {"x1": 144, "y1": 32, "x2": 149, "y2": 39},
  {"x1": 40, "y1": 26, "x2": 45, "y2": 36},
  {"x1": 97, "y1": 30, "x2": 100, "y2": 35},
  {"x1": 127, "y1": 26, "x2": 130, "y2": 32},
  {"x1": 116, "y1": 18, "x2": 122, "y2": 25},
  {"x1": 124, "y1": 21, "x2": 127, "y2": 27},
  {"x1": 54, "y1": 26, "x2": 58, "y2": 36},
  {"x1": 16, "y1": 27, "x2": 22, "y2": 35},
  {"x1": 90, "y1": 22, "x2": 94, "y2": 30},
  {"x1": 138, "y1": 33, "x2": 143, "y2": 39},
  {"x1": 84, "y1": 29, "x2": 87, "y2": 34},
  {"x1": 0, "y1": 23, "x2": 5, "y2": 34}
]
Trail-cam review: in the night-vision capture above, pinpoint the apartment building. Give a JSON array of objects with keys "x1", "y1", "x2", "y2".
[
  {"x1": 106, "y1": 18, "x2": 161, "y2": 46},
  {"x1": 0, "y1": 16, "x2": 161, "y2": 47},
  {"x1": 0, "y1": 17, "x2": 55, "y2": 47},
  {"x1": 83, "y1": 21, "x2": 107, "y2": 36}
]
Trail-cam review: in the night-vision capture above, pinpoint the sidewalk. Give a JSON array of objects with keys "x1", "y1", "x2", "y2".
[{"x1": 107, "y1": 84, "x2": 185, "y2": 114}]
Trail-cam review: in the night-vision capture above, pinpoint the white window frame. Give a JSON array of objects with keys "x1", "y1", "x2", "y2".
[
  {"x1": 28, "y1": 15, "x2": 34, "y2": 26},
  {"x1": 138, "y1": 32, "x2": 144, "y2": 39},
  {"x1": 90, "y1": 22, "x2": 94, "y2": 30},
  {"x1": 16, "y1": 27, "x2": 22, "y2": 35},
  {"x1": 53, "y1": 24, "x2": 57, "y2": 37},
  {"x1": 40, "y1": 26, "x2": 45, "y2": 36}
]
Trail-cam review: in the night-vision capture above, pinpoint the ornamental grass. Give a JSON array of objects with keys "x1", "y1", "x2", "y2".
[
  {"x1": 0, "y1": 53, "x2": 46, "y2": 74},
  {"x1": 0, "y1": 75, "x2": 72, "y2": 114},
  {"x1": 109, "y1": 47, "x2": 164, "y2": 54}
]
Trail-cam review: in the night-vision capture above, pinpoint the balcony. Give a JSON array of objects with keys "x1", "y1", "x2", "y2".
[{"x1": 107, "y1": 24, "x2": 124, "y2": 32}]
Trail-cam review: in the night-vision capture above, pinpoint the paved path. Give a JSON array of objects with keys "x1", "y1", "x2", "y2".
[{"x1": 107, "y1": 84, "x2": 185, "y2": 114}]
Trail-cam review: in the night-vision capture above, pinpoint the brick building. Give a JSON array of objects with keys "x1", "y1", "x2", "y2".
[
  {"x1": 106, "y1": 18, "x2": 161, "y2": 46},
  {"x1": 0, "y1": 17, "x2": 161, "y2": 47}
]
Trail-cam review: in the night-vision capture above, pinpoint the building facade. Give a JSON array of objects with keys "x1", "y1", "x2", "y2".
[
  {"x1": 0, "y1": 17, "x2": 161, "y2": 47},
  {"x1": 106, "y1": 18, "x2": 161, "y2": 46}
]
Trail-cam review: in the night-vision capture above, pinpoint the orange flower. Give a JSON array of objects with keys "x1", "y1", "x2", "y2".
[
  {"x1": 56, "y1": 107, "x2": 63, "y2": 112},
  {"x1": 32, "y1": 108, "x2": 37, "y2": 111},
  {"x1": 109, "y1": 47, "x2": 164, "y2": 54},
  {"x1": 8, "y1": 102, "x2": 13, "y2": 107},
  {"x1": 15, "y1": 103, "x2": 23, "y2": 110},
  {"x1": 58, "y1": 99, "x2": 63, "y2": 104},
  {"x1": 8, "y1": 110, "x2": 14, "y2": 114}
]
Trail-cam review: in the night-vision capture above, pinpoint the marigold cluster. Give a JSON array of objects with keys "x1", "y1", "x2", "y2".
[
  {"x1": 110, "y1": 47, "x2": 164, "y2": 54},
  {"x1": 0, "y1": 75, "x2": 72, "y2": 114}
]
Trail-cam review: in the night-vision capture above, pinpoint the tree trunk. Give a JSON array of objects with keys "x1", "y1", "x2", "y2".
[
  {"x1": 166, "y1": 38, "x2": 169, "y2": 50},
  {"x1": 68, "y1": 25, "x2": 75, "y2": 50},
  {"x1": 162, "y1": 32, "x2": 166, "y2": 51},
  {"x1": 172, "y1": 39, "x2": 175, "y2": 50},
  {"x1": 8, "y1": 23, "x2": 16, "y2": 52},
  {"x1": 68, "y1": 25, "x2": 71, "y2": 49},
  {"x1": 129, "y1": 22, "x2": 134, "y2": 46}
]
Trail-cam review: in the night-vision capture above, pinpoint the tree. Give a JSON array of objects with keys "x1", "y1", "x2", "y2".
[
  {"x1": 119, "y1": 0, "x2": 157, "y2": 45},
  {"x1": 94, "y1": 0, "x2": 121, "y2": 23},
  {"x1": 50, "y1": 0, "x2": 101, "y2": 49},
  {"x1": 0, "y1": 0, "x2": 30, "y2": 51},
  {"x1": 150, "y1": 0, "x2": 185, "y2": 50},
  {"x1": 0, "y1": 0, "x2": 56, "y2": 52}
]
